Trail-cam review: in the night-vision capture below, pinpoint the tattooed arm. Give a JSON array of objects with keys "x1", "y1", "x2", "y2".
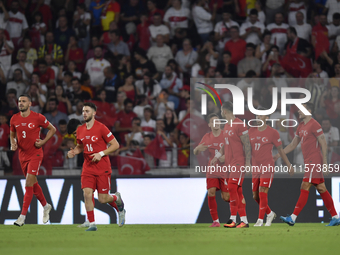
[{"x1": 240, "y1": 133, "x2": 251, "y2": 169}]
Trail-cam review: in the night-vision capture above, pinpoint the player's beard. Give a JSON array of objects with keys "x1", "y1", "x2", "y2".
[
  {"x1": 19, "y1": 106, "x2": 29, "y2": 112},
  {"x1": 84, "y1": 115, "x2": 93, "y2": 123}
]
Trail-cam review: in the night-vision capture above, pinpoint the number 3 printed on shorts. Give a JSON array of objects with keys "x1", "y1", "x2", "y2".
[
  {"x1": 86, "y1": 144, "x2": 93, "y2": 152},
  {"x1": 22, "y1": 131, "x2": 26, "y2": 138}
]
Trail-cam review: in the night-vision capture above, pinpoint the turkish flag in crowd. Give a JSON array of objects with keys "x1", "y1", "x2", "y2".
[
  {"x1": 281, "y1": 53, "x2": 313, "y2": 78},
  {"x1": 117, "y1": 154, "x2": 150, "y2": 175},
  {"x1": 176, "y1": 113, "x2": 209, "y2": 144},
  {"x1": 144, "y1": 134, "x2": 167, "y2": 160},
  {"x1": 86, "y1": 100, "x2": 117, "y2": 130}
]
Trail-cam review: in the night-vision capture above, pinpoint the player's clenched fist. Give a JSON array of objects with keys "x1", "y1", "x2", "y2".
[
  {"x1": 67, "y1": 148, "x2": 76, "y2": 159},
  {"x1": 35, "y1": 139, "x2": 44, "y2": 148},
  {"x1": 91, "y1": 153, "x2": 102, "y2": 162},
  {"x1": 11, "y1": 142, "x2": 17, "y2": 151}
]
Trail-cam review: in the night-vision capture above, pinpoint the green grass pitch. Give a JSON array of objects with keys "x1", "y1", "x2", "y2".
[{"x1": 0, "y1": 223, "x2": 338, "y2": 255}]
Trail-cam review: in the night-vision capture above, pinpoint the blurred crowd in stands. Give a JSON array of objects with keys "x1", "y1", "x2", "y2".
[{"x1": 0, "y1": 0, "x2": 340, "y2": 175}]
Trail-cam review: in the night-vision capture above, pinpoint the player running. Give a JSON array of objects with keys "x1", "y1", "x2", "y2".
[
  {"x1": 194, "y1": 113, "x2": 230, "y2": 227},
  {"x1": 249, "y1": 110, "x2": 293, "y2": 227},
  {"x1": 67, "y1": 118, "x2": 123, "y2": 228},
  {"x1": 212, "y1": 102, "x2": 251, "y2": 228},
  {"x1": 276, "y1": 103, "x2": 340, "y2": 226},
  {"x1": 67, "y1": 103, "x2": 126, "y2": 231},
  {"x1": 10, "y1": 94, "x2": 56, "y2": 226}
]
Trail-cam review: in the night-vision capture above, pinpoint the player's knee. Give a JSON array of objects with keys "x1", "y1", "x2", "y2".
[
  {"x1": 97, "y1": 196, "x2": 107, "y2": 204},
  {"x1": 316, "y1": 185, "x2": 327, "y2": 194},
  {"x1": 208, "y1": 190, "x2": 216, "y2": 197},
  {"x1": 222, "y1": 193, "x2": 230, "y2": 202},
  {"x1": 83, "y1": 191, "x2": 92, "y2": 201}
]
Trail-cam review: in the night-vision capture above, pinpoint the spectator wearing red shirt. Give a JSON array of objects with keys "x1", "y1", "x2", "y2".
[
  {"x1": 34, "y1": 59, "x2": 55, "y2": 88},
  {"x1": 65, "y1": 35, "x2": 85, "y2": 72},
  {"x1": 100, "y1": 21, "x2": 118, "y2": 44},
  {"x1": 312, "y1": 13, "x2": 330, "y2": 60},
  {"x1": 30, "y1": 1, "x2": 52, "y2": 30},
  {"x1": 115, "y1": 98, "x2": 138, "y2": 145},
  {"x1": 147, "y1": 0, "x2": 164, "y2": 24},
  {"x1": 224, "y1": 26, "x2": 247, "y2": 65},
  {"x1": 137, "y1": 12, "x2": 150, "y2": 51},
  {"x1": 87, "y1": 35, "x2": 107, "y2": 60}
]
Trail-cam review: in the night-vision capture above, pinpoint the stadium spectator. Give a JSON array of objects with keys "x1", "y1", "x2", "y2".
[
  {"x1": 240, "y1": 9, "x2": 265, "y2": 45},
  {"x1": 0, "y1": 113, "x2": 10, "y2": 173},
  {"x1": 125, "y1": 117, "x2": 144, "y2": 146},
  {"x1": 322, "y1": 117, "x2": 340, "y2": 147},
  {"x1": 149, "y1": 12, "x2": 170, "y2": 46},
  {"x1": 38, "y1": 31, "x2": 64, "y2": 64},
  {"x1": 27, "y1": 83, "x2": 46, "y2": 113},
  {"x1": 142, "y1": 134, "x2": 155, "y2": 168},
  {"x1": 0, "y1": 2, "x2": 9, "y2": 30},
  {"x1": 8, "y1": 50, "x2": 33, "y2": 81},
  {"x1": 1, "y1": 89, "x2": 19, "y2": 121},
  {"x1": 0, "y1": 28, "x2": 14, "y2": 76},
  {"x1": 293, "y1": 11, "x2": 311, "y2": 42},
  {"x1": 237, "y1": 43, "x2": 261, "y2": 77},
  {"x1": 255, "y1": 30, "x2": 272, "y2": 64},
  {"x1": 30, "y1": 0, "x2": 52, "y2": 31},
  {"x1": 192, "y1": 0, "x2": 216, "y2": 44},
  {"x1": 213, "y1": 8, "x2": 239, "y2": 53},
  {"x1": 160, "y1": 65, "x2": 183, "y2": 93},
  {"x1": 68, "y1": 99, "x2": 84, "y2": 122},
  {"x1": 262, "y1": 45, "x2": 281, "y2": 77},
  {"x1": 44, "y1": 54, "x2": 58, "y2": 82},
  {"x1": 18, "y1": 37, "x2": 38, "y2": 66},
  {"x1": 163, "y1": 0, "x2": 190, "y2": 38},
  {"x1": 147, "y1": 34, "x2": 173, "y2": 73},
  {"x1": 71, "y1": 77, "x2": 91, "y2": 102},
  {"x1": 163, "y1": 109, "x2": 178, "y2": 134},
  {"x1": 55, "y1": 84, "x2": 72, "y2": 115},
  {"x1": 64, "y1": 36, "x2": 85, "y2": 72},
  {"x1": 312, "y1": 13, "x2": 330, "y2": 60},
  {"x1": 31, "y1": 12, "x2": 46, "y2": 46},
  {"x1": 265, "y1": 0, "x2": 285, "y2": 24},
  {"x1": 224, "y1": 26, "x2": 247, "y2": 66},
  {"x1": 73, "y1": 3, "x2": 91, "y2": 54},
  {"x1": 177, "y1": 132, "x2": 189, "y2": 166},
  {"x1": 267, "y1": 13, "x2": 289, "y2": 53},
  {"x1": 31, "y1": 72, "x2": 47, "y2": 95},
  {"x1": 325, "y1": 0, "x2": 340, "y2": 23},
  {"x1": 285, "y1": 27, "x2": 312, "y2": 57},
  {"x1": 89, "y1": 0, "x2": 106, "y2": 34},
  {"x1": 157, "y1": 128, "x2": 177, "y2": 167},
  {"x1": 305, "y1": 72, "x2": 324, "y2": 110},
  {"x1": 133, "y1": 95, "x2": 151, "y2": 119},
  {"x1": 103, "y1": 66, "x2": 120, "y2": 102},
  {"x1": 86, "y1": 35, "x2": 106, "y2": 60},
  {"x1": 106, "y1": 30, "x2": 130, "y2": 57},
  {"x1": 288, "y1": 0, "x2": 307, "y2": 26},
  {"x1": 44, "y1": 98, "x2": 69, "y2": 131},
  {"x1": 175, "y1": 39, "x2": 198, "y2": 73},
  {"x1": 54, "y1": 16, "x2": 76, "y2": 52},
  {"x1": 178, "y1": 85, "x2": 190, "y2": 112},
  {"x1": 327, "y1": 13, "x2": 340, "y2": 51},
  {"x1": 115, "y1": 98, "x2": 137, "y2": 144},
  {"x1": 133, "y1": 48, "x2": 158, "y2": 80},
  {"x1": 6, "y1": 69, "x2": 27, "y2": 96},
  {"x1": 320, "y1": 86, "x2": 340, "y2": 126},
  {"x1": 247, "y1": 0, "x2": 265, "y2": 24},
  {"x1": 141, "y1": 107, "x2": 156, "y2": 134},
  {"x1": 147, "y1": 0, "x2": 164, "y2": 24},
  {"x1": 114, "y1": 91, "x2": 127, "y2": 113},
  {"x1": 121, "y1": 0, "x2": 146, "y2": 26},
  {"x1": 7, "y1": 0, "x2": 28, "y2": 47},
  {"x1": 85, "y1": 45, "x2": 111, "y2": 87},
  {"x1": 34, "y1": 59, "x2": 55, "y2": 88},
  {"x1": 155, "y1": 89, "x2": 175, "y2": 119},
  {"x1": 136, "y1": 12, "x2": 150, "y2": 51},
  {"x1": 216, "y1": 51, "x2": 237, "y2": 78},
  {"x1": 136, "y1": 72, "x2": 161, "y2": 102},
  {"x1": 118, "y1": 74, "x2": 137, "y2": 103},
  {"x1": 313, "y1": 58, "x2": 329, "y2": 86}
]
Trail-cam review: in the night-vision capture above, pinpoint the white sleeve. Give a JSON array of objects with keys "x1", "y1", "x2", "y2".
[
  {"x1": 260, "y1": 23, "x2": 265, "y2": 33},
  {"x1": 85, "y1": 59, "x2": 90, "y2": 72},
  {"x1": 27, "y1": 63, "x2": 34, "y2": 74},
  {"x1": 7, "y1": 66, "x2": 13, "y2": 79},
  {"x1": 163, "y1": 9, "x2": 171, "y2": 23},
  {"x1": 214, "y1": 22, "x2": 220, "y2": 33},
  {"x1": 163, "y1": 25, "x2": 170, "y2": 35},
  {"x1": 240, "y1": 23, "x2": 247, "y2": 35},
  {"x1": 22, "y1": 16, "x2": 28, "y2": 30},
  {"x1": 147, "y1": 48, "x2": 153, "y2": 60},
  {"x1": 325, "y1": 0, "x2": 330, "y2": 8},
  {"x1": 197, "y1": 7, "x2": 212, "y2": 21},
  {"x1": 333, "y1": 127, "x2": 340, "y2": 141}
]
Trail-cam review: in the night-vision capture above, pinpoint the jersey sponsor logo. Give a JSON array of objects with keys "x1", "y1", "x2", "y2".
[
  {"x1": 86, "y1": 136, "x2": 90, "y2": 139},
  {"x1": 262, "y1": 137, "x2": 268, "y2": 142},
  {"x1": 257, "y1": 136, "x2": 261, "y2": 140},
  {"x1": 28, "y1": 123, "x2": 35, "y2": 128},
  {"x1": 107, "y1": 132, "x2": 112, "y2": 137},
  {"x1": 91, "y1": 136, "x2": 98, "y2": 142},
  {"x1": 213, "y1": 143, "x2": 218, "y2": 146},
  {"x1": 22, "y1": 123, "x2": 26, "y2": 126}
]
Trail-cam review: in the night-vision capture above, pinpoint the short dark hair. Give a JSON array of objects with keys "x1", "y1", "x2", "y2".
[
  {"x1": 263, "y1": 29, "x2": 272, "y2": 38},
  {"x1": 249, "y1": 9, "x2": 258, "y2": 16},
  {"x1": 19, "y1": 94, "x2": 31, "y2": 102},
  {"x1": 14, "y1": 68, "x2": 23, "y2": 74},
  {"x1": 207, "y1": 113, "x2": 219, "y2": 122},
  {"x1": 59, "y1": 119, "x2": 67, "y2": 126},
  {"x1": 110, "y1": 29, "x2": 120, "y2": 37},
  {"x1": 230, "y1": 26, "x2": 239, "y2": 31},
  {"x1": 84, "y1": 102, "x2": 97, "y2": 111},
  {"x1": 7, "y1": 89, "x2": 17, "y2": 96},
  {"x1": 144, "y1": 107, "x2": 153, "y2": 114},
  {"x1": 322, "y1": 117, "x2": 331, "y2": 123},
  {"x1": 64, "y1": 71, "x2": 73, "y2": 77},
  {"x1": 223, "y1": 51, "x2": 232, "y2": 57},
  {"x1": 245, "y1": 70, "x2": 256, "y2": 78},
  {"x1": 124, "y1": 98, "x2": 134, "y2": 106},
  {"x1": 303, "y1": 102, "x2": 314, "y2": 113},
  {"x1": 38, "y1": 59, "x2": 47, "y2": 66},
  {"x1": 333, "y1": 12, "x2": 340, "y2": 20},
  {"x1": 67, "y1": 118, "x2": 82, "y2": 134},
  {"x1": 132, "y1": 117, "x2": 141, "y2": 123},
  {"x1": 246, "y1": 43, "x2": 256, "y2": 50},
  {"x1": 222, "y1": 101, "x2": 233, "y2": 112},
  {"x1": 48, "y1": 97, "x2": 59, "y2": 105},
  {"x1": 288, "y1": 27, "x2": 297, "y2": 35},
  {"x1": 71, "y1": 77, "x2": 80, "y2": 83}
]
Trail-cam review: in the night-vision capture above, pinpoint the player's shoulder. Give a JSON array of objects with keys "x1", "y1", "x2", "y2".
[
  {"x1": 10, "y1": 112, "x2": 21, "y2": 121},
  {"x1": 310, "y1": 118, "x2": 322, "y2": 127},
  {"x1": 248, "y1": 127, "x2": 257, "y2": 135},
  {"x1": 267, "y1": 125, "x2": 280, "y2": 136}
]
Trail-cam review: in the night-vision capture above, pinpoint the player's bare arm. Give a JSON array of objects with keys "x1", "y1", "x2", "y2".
[
  {"x1": 210, "y1": 145, "x2": 224, "y2": 165},
  {"x1": 274, "y1": 136, "x2": 301, "y2": 161},
  {"x1": 240, "y1": 133, "x2": 251, "y2": 169},
  {"x1": 91, "y1": 138, "x2": 120, "y2": 162},
  {"x1": 35, "y1": 123, "x2": 56, "y2": 148},
  {"x1": 10, "y1": 131, "x2": 17, "y2": 151},
  {"x1": 218, "y1": 155, "x2": 225, "y2": 163},
  {"x1": 317, "y1": 134, "x2": 329, "y2": 175},
  {"x1": 277, "y1": 144, "x2": 294, "y2": 176},
  {"x1": 67, "y1": 144, "x2": 84, "y2": 159},
  {"x1": 193, "y1": 143, "x2": 208, "y2": 155}
]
